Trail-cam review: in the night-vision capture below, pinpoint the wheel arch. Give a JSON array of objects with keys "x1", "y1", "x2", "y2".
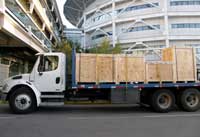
[{"x1": 6, "y1": 84, "x2": 41, "y2": 106}]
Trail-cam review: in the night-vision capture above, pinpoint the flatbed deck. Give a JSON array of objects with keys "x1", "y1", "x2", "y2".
[
  {"x1": 71, "y1": 49, "x2": 200, "y2": 90},
  {"x1": 72, "y1": 82, "x2": 200, "y2": 89}
]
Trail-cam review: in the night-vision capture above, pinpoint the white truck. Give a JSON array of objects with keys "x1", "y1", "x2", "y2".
[{"x1": 1, "y1": 49, "x2": 200, "y2": 114}]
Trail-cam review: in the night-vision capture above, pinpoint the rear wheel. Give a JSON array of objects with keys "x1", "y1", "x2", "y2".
[
  {"x1": 179, "y1": 88, "x2": 200, "y2": 112},
  {"x1": 9, "y1": 87, "x2": 37, "y2": 114},
  {"x1": 151, "y1": 89, "x2": 175, "y2": 113}
]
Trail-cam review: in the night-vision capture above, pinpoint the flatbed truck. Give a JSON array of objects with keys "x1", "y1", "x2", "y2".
[{"x1": 1, "y1": 49, "x2": 200, "y2": 114}]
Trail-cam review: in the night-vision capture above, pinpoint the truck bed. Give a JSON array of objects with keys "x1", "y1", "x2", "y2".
[{"x1": 71, "y1": 48, "x2": 199, "y2": 90}]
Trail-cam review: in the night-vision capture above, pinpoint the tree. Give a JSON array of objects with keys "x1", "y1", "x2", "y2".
[
  {"x1": 87, "y1": 38, "x2": 122, "y2": 54},
  {"x1": 54, "y1": 39, "x2": 79, "y2": 74},
  {"x1": 55, "y1": 40, "x2": 72, "y2": 55},
  {"x1": 112, "y1": 42, "x2": 122, "y2": 54},
  {"x1": 54, "y1": 40, "x2": 72, "y2": 74},
  {"x1": 87, "y1": 38, "x2": 110, "y2": 54}
]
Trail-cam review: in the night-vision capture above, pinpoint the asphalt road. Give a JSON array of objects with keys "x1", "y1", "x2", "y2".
[{"x1": 0, "y1": 104, "x2": 200, "y2": 137}]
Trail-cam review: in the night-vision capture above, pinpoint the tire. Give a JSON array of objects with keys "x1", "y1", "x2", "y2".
[
  {"x1": 9, "y1": 87, "x2": 37, "y2": 114},
  {"x1": 151, "y1": 89, "x2": 175, "y2": 113},
  {"x1": 179, "y1": 88, "x2": 200, "y2": 112}
]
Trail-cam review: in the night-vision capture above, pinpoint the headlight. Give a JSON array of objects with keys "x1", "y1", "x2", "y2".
[{"x1": 2, "y1": 84, "x2": 8, "y2": 91}]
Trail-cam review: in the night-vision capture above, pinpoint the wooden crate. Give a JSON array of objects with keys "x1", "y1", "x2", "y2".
[
  {"x1": 76, "y1": 53, "x2": 145, "y2": 83},
  {"x1": 76, "y1": 54, "x2": 115, "y2": 83},
  {"x1": 162, "y1": 47, "x2": 197, "y2": 82},
  {"x1": 146, "y1": 62, "x2": 174, "y2": 82},
  {"x1": 76, "y1": 47, "x2": 197, "y2": 84},
  {"x1": 115, "y1": 55, "x2": 145, "y2": 83},
  {"x1": 127, "y1": 56, "x2": 146, "y2": 82},
  {"x1": 162, "y1": 48, "x2": 175, "y2": 62},
  {"x1": 115, "y1": 55, "x2": 126, "y2": 83},
  {"x1": 76, "y1": 53, "x2": 97, "y2": 83},
  {"x1": 97, "y1": 54, "x2": 115, "y2": 83}
]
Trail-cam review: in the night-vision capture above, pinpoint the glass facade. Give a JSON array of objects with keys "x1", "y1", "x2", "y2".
[
  {"x1": 117, "y1": 3, "x2": 159, "y2": 13},
  {"x1": 92, "y1": 32, "x2": 112, "y2": 40},
  {"x1": 91, "y1": 25, "x2": 160, "y2": 40},
  {"x1": 170, "y1": 0, "x2": 200, "y2": 6},
  {"x1": 125, "y1": 25, "x2": 160, "y2": 33},
  {"x1": 5, "y1": 0, "x2": 53, "y2": 48},
  {"x1": 63, "y1": 28, "x2": 83, "y2": 46},
  {"x1": 172, "y1": 23, "x2": 200, "y2": 28},
  {"x1": 91, "y1": 3, "x2": 159, "y2": 23}
]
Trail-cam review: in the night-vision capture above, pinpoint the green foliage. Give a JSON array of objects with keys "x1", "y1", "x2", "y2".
[
  {"x1": 53, "y1": 38, "x2": 122, "y2": 74},
  {"x1": 0, "y1": 100, "x2": 7, "y2": 104},
  {"x1": 54, "y1": 40, "x2": 72, "y2": 74},
  {"x1": 54, "y1": 39, "x2": 81, "y2": 74},
  {"x1": 55, "y1": 40, "x2": 72, "y2": 55},
  {"x1": 87, "y1": 38, "x2": 122, "y2": 54},
  {"x1": 54, "y1": 39, "x2": 82, "y2": 54},
  {"x1": 112, "y1": 42, "x2": 122, "y2": 54}
]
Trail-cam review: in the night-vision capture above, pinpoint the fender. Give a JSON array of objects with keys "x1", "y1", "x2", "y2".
[{"x1": 3, "y1": 78, "x2": 41, "y2": 106}]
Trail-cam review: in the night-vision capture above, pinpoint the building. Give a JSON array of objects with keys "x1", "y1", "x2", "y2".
[
  {"x1": 63, "y1": 27, "x2": 84, "y2": 47},
  {"x1": 0, "y1": 0, "x2": 63, "y2": 84},
  {"x1": 64, "y1": 0, "x2": 200, "y2": 54}
]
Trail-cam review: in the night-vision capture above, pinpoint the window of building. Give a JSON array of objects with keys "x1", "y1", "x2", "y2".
[
  {"x1": 91, "y1": 2, "x2": 159, "y2": 23},
  {"x1": 117, "y1": 3, "x2": 159, "y2": 13},
  {"x1": 171, "y1": 23, "x2": 200, "y2": 28},
  {"x1": 92, "y1": 32, "x2": 112, "y2": 40},
  {"x1": 170, "y1": 0, "x2": 200, "y2": 6},
  {"x1": 125, "y1": 25, "x2": 160, "y2": 33}
]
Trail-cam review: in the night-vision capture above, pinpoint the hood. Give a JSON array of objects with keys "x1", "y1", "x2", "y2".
[{"x1": 11, "y1": 74, "x2": 30, "y2": 81}]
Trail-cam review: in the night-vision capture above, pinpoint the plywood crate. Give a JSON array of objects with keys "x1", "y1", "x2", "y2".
[
  {"x1": 97, "y1": 54, "x2": 115, "y2": 83},
  {"x1": 76, "y1": 53, "x2": 115, "y2": 83},
  {"x1": 115, "y1": 55, "x2": 145, "y2": 83},
  {"x1": 145, "y1": 62, "x2": 174, "y2": 82},
  {"x1": 76, "y1": 53, "x2": 97, "y2": 83},
  {"x1": 76, "y1": 53, "x2": 145, "y2": 83},
  {"x1": 162, "y1": 47, "x2": 197, "y2": 82},
  {"x1": 76, "y1": 47, "x2": 197, "y2": 84}
]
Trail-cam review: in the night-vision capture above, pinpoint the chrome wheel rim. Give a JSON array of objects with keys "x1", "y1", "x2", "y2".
[{"x1": 15, "y1": 94, "x2": 32, "y2": 110}]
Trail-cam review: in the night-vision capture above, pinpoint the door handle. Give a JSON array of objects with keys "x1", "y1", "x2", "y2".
[{"x1": 56, "y1": 77, "x2": 60, "y2": 84}]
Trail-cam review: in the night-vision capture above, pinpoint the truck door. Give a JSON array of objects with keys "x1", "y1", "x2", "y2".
[{"x1": 33, "y1": 55, "x2": 62, "y2": 92}]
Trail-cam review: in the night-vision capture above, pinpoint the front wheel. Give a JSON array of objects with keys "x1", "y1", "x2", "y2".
[
  {"x1": 9, "y1": 87, "x2": 37, "y2": 114},
  {"x1": 179, "y1": 88, "x2": 200, "y2": 112}
]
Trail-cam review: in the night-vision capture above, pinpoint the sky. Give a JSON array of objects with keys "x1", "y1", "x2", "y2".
[{"x1": 55, "y1": 0, "x2": 76, "y2": 28}]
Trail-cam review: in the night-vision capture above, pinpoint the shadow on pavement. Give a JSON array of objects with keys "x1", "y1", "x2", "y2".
[{"x1": 0, "y1": 104, "x2": 182, "y2": 115}]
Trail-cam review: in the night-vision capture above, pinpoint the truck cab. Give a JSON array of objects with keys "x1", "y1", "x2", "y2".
[{"x1": 1, "y1": 53, "x2": 66, "y2": 113}]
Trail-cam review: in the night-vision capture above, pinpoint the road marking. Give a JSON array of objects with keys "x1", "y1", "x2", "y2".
[
  {"x1": 67, "y1": 113, "x2": 200, "y2": 120},
  {"x1": 143, "y1": 113, "x2": 200, "y2": 118},
  {"x1": 0, "y1": 116, "x2": 16, "y2": 119},
  {"x1": 68, "y1": 116, "x2": 130, "y2": 120}
]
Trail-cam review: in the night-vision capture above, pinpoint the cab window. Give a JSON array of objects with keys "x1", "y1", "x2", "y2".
[{"x1": 38, "y1": 56, "x2": 59, "y2": 72}]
